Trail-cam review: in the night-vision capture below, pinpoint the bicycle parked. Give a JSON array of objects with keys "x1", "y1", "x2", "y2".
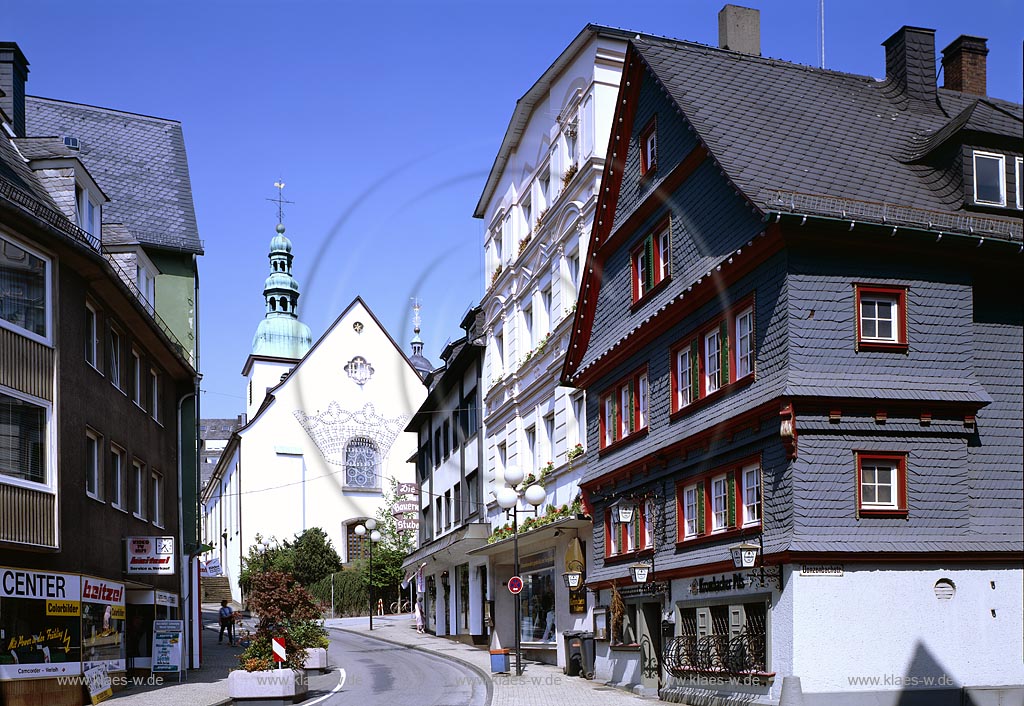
[{"x1": 389, "y1": 598, "x2": 411, "y2": 614}]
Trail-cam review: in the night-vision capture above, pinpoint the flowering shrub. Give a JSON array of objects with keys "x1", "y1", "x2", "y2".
[
  {"x1": 486, "y1": 494, "x2": 585, "y2": 543},
  {"x1": 567, "y1": 443, "x2": 585, "y2": 461}
]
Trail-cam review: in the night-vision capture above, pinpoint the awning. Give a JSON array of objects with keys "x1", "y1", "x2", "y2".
[
  {"x1": 402, "y1": 522, "x2": 492, "y2": 571},
  {"x1": 466, "y1": 518, "x2": 592, "y2": 558}
]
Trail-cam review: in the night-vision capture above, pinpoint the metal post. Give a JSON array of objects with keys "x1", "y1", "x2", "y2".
[
  {"x1": 369, "y1": 542, "x2": 374, "y2": 631},
  {"x1": 512, "y1": 508, "x2": 521, "y2": 676}
]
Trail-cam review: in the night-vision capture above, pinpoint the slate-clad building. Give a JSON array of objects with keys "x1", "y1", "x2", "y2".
[{"x1": 561, "y1": 10, "x2": 1022, "y2": 705}]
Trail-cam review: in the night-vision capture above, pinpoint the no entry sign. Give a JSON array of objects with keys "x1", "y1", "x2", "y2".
[
  {"x1": 508, "y1": 576, "x2": 524, "y2": 594},
  {"x1": 272, "y1": 637, "x2": 286, "y2": 662}
]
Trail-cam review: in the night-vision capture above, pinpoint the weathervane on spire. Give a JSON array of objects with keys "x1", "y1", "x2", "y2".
[
  {"x1": 267, "y1": 179, "x2": 294, "y2": 225},
  {"x1": 411, "y1": 297, "x2": 422, "y2": 335}
]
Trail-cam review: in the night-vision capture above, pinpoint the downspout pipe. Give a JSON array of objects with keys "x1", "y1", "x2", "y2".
[{"x1": 177, "y1": 385, "x2": 197, "y2": 669}]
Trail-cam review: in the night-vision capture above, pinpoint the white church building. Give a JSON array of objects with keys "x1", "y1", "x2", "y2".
[{"x1": 202, "y1": 222, "x2": 429, "y2": 603}]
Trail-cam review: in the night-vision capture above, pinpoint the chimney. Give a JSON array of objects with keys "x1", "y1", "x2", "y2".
[
  {"x1": 718, "y1": 5, "x2": 761, "y2": 56},
  {"x1": 0, "y1": 42, "x2": 29, "y2": 138},
  {"x1": 941, "y1": 35, "x2": 988, "y2": 96},
  {"x1": 882, "y1": 26, "x2": 937, "y2": 103}
]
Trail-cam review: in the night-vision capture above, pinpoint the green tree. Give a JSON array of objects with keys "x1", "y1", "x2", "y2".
[
  {"x1": 285, "y1": 528, "x2": 342, "y2": 587},
  {"x1": 238, "y1": 534, "x2": 293, "y2": 596},
  {"x1": 356, "y1": 478, "x2": 414, "y2": 608},
  {"x1": 238, "y1": 570, "x2": 321, "y2": 672}
]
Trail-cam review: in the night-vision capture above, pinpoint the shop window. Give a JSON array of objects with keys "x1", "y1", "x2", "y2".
[
  {"x1": 665, "y1": 601, "x2": 768, "y2": 676},
  {"x1": 518, "y1": 550, "x2": 556, "y2": 644}
]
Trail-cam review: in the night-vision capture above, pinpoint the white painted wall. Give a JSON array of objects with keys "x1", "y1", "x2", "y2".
[{"x1": 792, "y1": 564, "x2": 1024, "y2": 694}]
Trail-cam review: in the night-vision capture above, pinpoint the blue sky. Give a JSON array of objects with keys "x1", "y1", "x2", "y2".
[{"x1": 8, "y1": 0, "x2": 1022, "y2": 418}]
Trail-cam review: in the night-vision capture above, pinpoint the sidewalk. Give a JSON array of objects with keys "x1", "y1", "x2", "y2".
[
  {"x1": 326, "y1": 614, "x2": 653, "y2": 706},
  {"x1": 106, "y1": 602, "x2": 247, "y2": 706}
]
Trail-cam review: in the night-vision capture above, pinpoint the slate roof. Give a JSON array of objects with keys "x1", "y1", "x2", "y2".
[
  {"x1": 25, "y1": 96, "x2": 203, "y2": 254},
  {"x1": 631, "y1": 36, "x2": 1022, "y2": 241}
]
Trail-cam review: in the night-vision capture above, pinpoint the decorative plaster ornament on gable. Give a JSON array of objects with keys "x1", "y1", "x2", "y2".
[
  {"x1": 293, "y1": 402, "x2": 407, "y2": 466},
  {"x1": 344, "y1": 356, "x2": 374, "y2": 387}
]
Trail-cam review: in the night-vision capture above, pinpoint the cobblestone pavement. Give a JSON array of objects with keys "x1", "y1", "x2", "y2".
[{"x1": 327, "y1": 613, "x2": 653, "y2": 706}]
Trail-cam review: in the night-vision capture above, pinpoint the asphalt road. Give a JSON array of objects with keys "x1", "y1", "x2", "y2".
[{"x1": 304, "y1": 629, "x2": 488, "y2": 706}]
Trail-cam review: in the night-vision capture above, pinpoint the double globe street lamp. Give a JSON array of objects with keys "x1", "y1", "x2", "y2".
[
  {"x1": 494, "y1": 465, "x2": 547, "y2": 677},
  {"x1": 354, "y1": 518, "x2": 381, "y2": 630}
]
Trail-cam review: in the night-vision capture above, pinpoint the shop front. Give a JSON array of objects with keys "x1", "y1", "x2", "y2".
[
  {"x1": 468, "y1": 518, "x2": 593, "y2": 668},
  {"x1": 0, "y1": 567, "x2": 128, "y2": 706}
]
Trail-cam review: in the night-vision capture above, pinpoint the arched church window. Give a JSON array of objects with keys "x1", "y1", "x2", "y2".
[
  {"x1": 270, "y1": 298, "x2": 277, "y2": 311},
  {"x1": 279, "y1": 297, "x2": 288, "y2": 311},
  {"x1": 345, "y1": 437, "x2": 380, "y2": 489}
]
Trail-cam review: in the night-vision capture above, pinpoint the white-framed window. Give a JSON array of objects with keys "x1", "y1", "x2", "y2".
[
  {"x1": 542, "y1": 412, "x2": 555, "y2": 467},
  {"x1": 131, "y1": 349, "x2": 143, "y2": 406},
  {"x1": 525, "y1": 426, "x2": 537, "y2": 472},
  {"x1": 735, "y1": 307, "x2": 754, "y2": 378},
  {"x1": 540, "y1": 285, "x2": 552, "y2": 333},
  {"x1": 150, "y1": 369, "x2": 160, "y2": 422},
  {"x1": 637, "y1": 373, "x2": 648, "y2": 429},
  {"x1": 76, "y1": 183, "x2": 102, "y2": 236},
  {"x1": 86, "y1": 429, "x2": 102, "y2": 499},
  {"x1": 522, "y1": 303, "x2": 534, "y2": 352},
  {"x1": 711, "y1": 474, "x2": 729, "y2": 532},
  {"x1": 675, "y1": 347, "x2": 692, "y2": 408},
  {"x1": 539, "y1": 169, "x2": 551, "y2": 211},
  {"x1": 137, "y1": 263, "x2": 156, "y2": 307},
  {"x1": 570, "y1": 394, "x2": 585, "y2": 449},
  {"x1": 566, "y1": 247, "x2": 580, "y2": 293},
  {"x1": 0, "y1": 233, "x2": 51, "y2": 344},
  {"x1": 860, "y1": 460, "x2": 898, "y2": 509},
  {"x1": 659, "y1": 228, "x2": 670, "y2": 282},
  {"x1": 521, "y1": 196, "x2": 532, "y2": 237},
  {"x1": 151, "y1": 469, "x2": 163, "y2": 526},
  {"x1": 743, "y1": 464, "x2": 760, "y2": 526},
  {"x1": 85, "y1": 303, "x2": 99, "y2": 369},
  {"x1": 859, "y1": 294, "x2": 898, "y2": 342},
  {"x1": 496, "y1": 441, "x2": 507, "y2": 483},
  {"x1": 110, "y1": 444, "x2": 125, "y2": 509},
  {"x1": 109, "y1": 329, "x2": 122, "y2": 390},
  {"x1": 0, "y1": 387, "x2": 50, "y2": 489},
  {"x1": 492, "y1": 328, "x2": 504, "y2": 382},
  {"x1": 1016, "y1": 157, "x2": 1023, "y2": 209},
  {"x1": 705, "y1": 330, "x2": 722, "y2": 394},
  {"x1": 132, "y1": 459, "x2": 146, "y2": 518},
  {"x1": 973, "y1": 151, "x2": 1006, "y2": 206},
  {"x1": 603, "y1": 395, "x2": 615, "y2": 447},
  {"x1": 683, "y1": 484, "x2": 699, "y2": 538}
]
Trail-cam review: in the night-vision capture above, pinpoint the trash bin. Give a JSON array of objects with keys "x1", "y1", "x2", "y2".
[
  {"x1": 578, "y1": 631, "x2": 596, "y2": 679},
  {"x1": 490, "y1": 648, "x2": 510, "y2": 674},
  {"x1": 563, "y1": 630, "x2": 583, "y2": 676}
]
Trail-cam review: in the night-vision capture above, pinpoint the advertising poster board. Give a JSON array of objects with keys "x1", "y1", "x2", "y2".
[
  {"x1": 0, "y1": 567, "x2": 82, "y2": 680},
  {"x1": 125, "y1": 537, "x2": 176, "y2": 575},
  {"x1": 84, "y1": 664, "x2": 113, "y2": 704},
  {"x1": 81, "y1": 576, "x2": 126, "y2": 674},
  {"x1": 150, "y1": 620, "x2": 183, "y2": 675}
]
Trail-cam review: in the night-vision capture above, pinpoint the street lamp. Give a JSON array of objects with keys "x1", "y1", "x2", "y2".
[
  {"x1": 562, "y1": 560, "x2": 584, "y2": 589},
  {"x1": 728, "y1": 541, "x2": 760, "y2": 570},
  {"x1": 494, "y1": 465, "x2": 546, "y2": 677},
  {"x1": 354, "y1": 518, "x2": 382, "y2": 630}
]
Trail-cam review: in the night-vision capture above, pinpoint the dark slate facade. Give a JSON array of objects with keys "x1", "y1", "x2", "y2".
[{"x1": 562, "y1": 19, "x2": 1022, "y2": 705}]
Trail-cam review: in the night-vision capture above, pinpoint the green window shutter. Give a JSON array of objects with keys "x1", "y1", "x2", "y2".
[
  {"x1": 690, "y1": 340, "x2": 700, "y2": 398},
  {"x1": 645, "y1": 236, "x2": 654, "y2": 290},
  {"x1": 720, "y1": 320, "x2": 730, "y2": 384},
  {"x1": 611, "y1": 399, "x2": 617, "y2": 441},
  {"x1": 696, "y1": 483, "x2": 705, "y2": 535},
  {"x1": 628, "y1": 381, "x2": 635, "y2": 433},
  {"x1": 727, "y1": 471, "x2": 736, "y2": 527}
]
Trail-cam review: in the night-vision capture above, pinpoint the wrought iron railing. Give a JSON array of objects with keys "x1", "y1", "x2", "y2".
[
  {"x1": 663, "y1": 632, "x2": 767, "y2": 676},
  {"x1": 0, "y1": 175, "x2": 195, "y2": 369}
]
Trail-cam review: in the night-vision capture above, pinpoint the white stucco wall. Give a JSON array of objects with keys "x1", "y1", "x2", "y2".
[{"x1": 792, "y1": 564, "x2": 1024, "y2": 695}]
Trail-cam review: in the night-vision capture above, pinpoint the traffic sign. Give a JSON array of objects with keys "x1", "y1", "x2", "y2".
[
  {"x1": 272, "y1": 637, "x2": 286, "y2": 662},
  {"x1": 508, "y1": 576, "x2": 524, "y2": 594}
]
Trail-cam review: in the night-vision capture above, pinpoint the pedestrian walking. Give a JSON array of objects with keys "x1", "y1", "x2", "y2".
[{"x1": 218, "y1": 600, "x2": 235, "y2": 645}]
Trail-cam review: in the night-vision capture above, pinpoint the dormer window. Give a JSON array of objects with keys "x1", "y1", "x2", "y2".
[
  {"x1": 640, "y1": 117, "x2": 657, "y2": 176},
  {"x1": 1016, "y1": 157, "x2": 1023, "y2": 209},
  {"x1": 973, "y1": 151, "x2": 1006, "y2": 206},
  {"x1": 75, "y1": 183, "x2": 102, "y2": 236}
]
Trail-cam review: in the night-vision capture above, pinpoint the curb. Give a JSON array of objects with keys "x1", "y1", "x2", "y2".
[{"x1": 329, "y1": 625, "x2": 494, "y2": 706}]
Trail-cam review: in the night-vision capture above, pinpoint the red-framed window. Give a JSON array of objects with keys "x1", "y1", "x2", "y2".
[
  {"x1": 671, "y1": 297, "x2": 755, "y2": 413},
  {"x1": 855, "y1": 284, "x2": 908, "y2": 352},
  {"x1": 631, "y1": 223, "x2": 670, "y2": 302},
  {"x1": 599, "y1": 367, "x2": 649, "y2": 449},
  {"x1": 676, "y1": 459, "x2": 761, "y2": 542},
  {"x1": 855, "y1": 451, "x2": 908, "y2": 517},
  {"x1": 640, "y1": 116, "x2": 657, "y2": 176},
  {"x1": 606, "y1": 498, "x2": 655, "y2": 557}
]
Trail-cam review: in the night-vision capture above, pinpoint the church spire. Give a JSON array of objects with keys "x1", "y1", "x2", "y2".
[
  {"x1": 251, "y1": 181, "x2": 312, "y2": 360},
  {"x1": 408, "y1": 297, "x2": 431, "y2": 378}
]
